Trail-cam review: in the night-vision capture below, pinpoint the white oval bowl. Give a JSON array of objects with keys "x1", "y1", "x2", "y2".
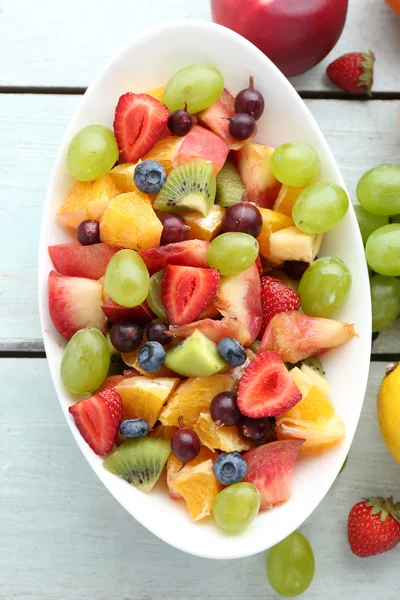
[{"x1": 38, "y1": 20, "x2": 371, "y2": 560}]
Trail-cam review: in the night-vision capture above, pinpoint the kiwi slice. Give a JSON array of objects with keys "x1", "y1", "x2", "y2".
[
  {"x1": 165, "y1": 329, "x2": 227, "y2": 377},
  {"x1": 216, "y1": 158, "x2": 246, "y2": 207},
  {"x1": 154, "y1": 159, "x2": 216, "y2": 216},
  {"x1": 297, "y1": 357, "x2": 325, "y2": 376},
  {"x1": 106, "y1": 333, "x2": 125, "y2": 375},
  {"x1": 103, "y1": 437, "x2": 170, "y2": 493}
]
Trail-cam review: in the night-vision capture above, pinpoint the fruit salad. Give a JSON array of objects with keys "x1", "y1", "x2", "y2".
[{"x1": 47, "y1": 63, "x2": 357, "y2": 534}]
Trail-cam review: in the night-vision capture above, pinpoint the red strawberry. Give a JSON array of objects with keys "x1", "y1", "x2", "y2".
[
  {"x1": 348, "y1": 497, "x2": 400, "y2": 557},
  {"x1": 260, "y1": 276, "x2": 300, "y2": 337},
  {"x1": 69, "y1": 387, "x2": 123, "y2": 455},
  {"x1": 244, "y1": 439, "x2": 305, "y2": 510},
  {"x1": 49, "y1": 243, "x2": 118, "y2": 280},
  {"x1": 114, "y1": 93, "x2": 169, "y2": 162},
  {"x1": 237, "y1": 351, "x2": 302, "y2": 418},
  {"x1": 101, "y1": 298, "x2": 153, "y2": 324},
  {"x1": 48, "y1": 271, "x2": 107, "y2": 340},
  {"x1": 95, "y1": 375, "x2": 125, "y2": 394},
  {"x1": 255, "y1": 255, "x2": 264, "y2": 277},
  {"x1": 161, "y1": 265, "x2": 220, "y2": 326},
  {"x1": 326, "y1": 52, "x2": 375, "y2": 96},
  {"x1": 139, "y1": 240, "x2": 209, "y2": 274}
]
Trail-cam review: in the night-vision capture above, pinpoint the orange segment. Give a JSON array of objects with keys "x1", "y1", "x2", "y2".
[
  {"x1": 149, "y1": 423, "x2": 178, "y2": 441},
  {"x1": 169, "y1": 459, "x2": 221, "y2": 520},
  {"x1": 273, "y1": 185, "x2": 305, "y2": 217},
  {"x1": 100, "y1": 192, "x2": 162, "y2": 250},
  {"x1": 122, "y1": 346, "x2": 177, "y2": 378},
  {"x1": 147, "y1": 87, "x2": 165, "y2": 103},
  {"x1": 115, "y1": 377, "x2": 180, "y2": 428},
  {"x1": 185, "y1": 205, "x2": 225, "y2": 242},
  {"x1": 159, "y1": 374, "x2": 234, "y2": 428},
  {"x1": 276, "y1": 367, "x2": 345, "y2": 451},
  {"x1": 109, "y1": 163, "x2": 136, "y2": 192},
  {"x1": 257, "y1": 209, "x2": 294, "y2": 264},
  {"x1": 194, "y1": 412, "x2": 252, "y2": 452},
  {"x1": 57, "y1": 174, "x2": 120, "y2": 229},
  {"x1": 167, "y1": 446, "x2": 215, "y2": 500},
  {"x1": 142, "y1": 136, "x2": 183, "y2": 174}
]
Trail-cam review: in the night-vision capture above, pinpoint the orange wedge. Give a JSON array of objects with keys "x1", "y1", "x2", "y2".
[
  {"x1": 185, "y1": 205, "x2": 225, "y2": 242},
  {"x1": 273, "y1": 185, "x2": 306, "y2": 217},
  {"x1": 167, "y1": 446, "x2": 216, "y2": 500},
  {"x1": 257, "y1": 209, "x2": 293, "y2": 264},
  {"x1": 194, "y1": 412, "x2": 252, "y2": 452},
  {"x1": 149, "y1": 423, "x2": 178, "y2": 441},
  {"x1": 169, "y1": 459, "x2": 221, "y2": 520},
  {"x1": 142, "y1": 136, "x2": 183, "y2": 174}
]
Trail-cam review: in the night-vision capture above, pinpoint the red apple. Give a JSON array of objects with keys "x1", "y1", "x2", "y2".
[{"x1": 211, "y1": 0, "x2": 349, "y2": 77}]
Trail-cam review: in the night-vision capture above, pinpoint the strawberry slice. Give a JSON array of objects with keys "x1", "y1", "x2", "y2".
[
  {"x1": 139, "y1": 240, "x2": 209, "y2": 274},
  {"x1": 243, "y1": 439, "x2": 305, "y2": 510},
  {"x1": 161, "y1": 265, "x2": 220, "y2": 326},
  {"x1": 114, "y1": 93, "x2": 169, "y2": 162},
  {"x1": 101, "y1": 298, "x2": 153, "y2": 324},
  {"x1": 260, "y1": 276, "x2": 300, "y2": 337},
  {"x1": 237, "y1": 351, "x2": 302, "y2": 418},
  {"x1": 69, "y1": 387, "x2": 123, "y2": 456},
  {"x1": 48, "y1": 242, "x2": 118, "y2": 280}
]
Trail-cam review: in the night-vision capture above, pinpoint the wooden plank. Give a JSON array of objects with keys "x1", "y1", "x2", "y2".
[
  {"x1": 0, "y1": 94, "x2": 399, "y2": 352},
  {"x1": 1, "y1": 359, "x2": 399, "y2": 599},
  {"x1": 0, "y1": 0, "x2": 398, "y2": 92}
]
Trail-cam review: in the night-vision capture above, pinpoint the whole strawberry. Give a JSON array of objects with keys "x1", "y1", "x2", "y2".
[
  {"x1": 327, "y1": 52, "x2": 375, "y2": 96},
  {"x1": 348, "y1": 497, "x2": 400, "y2": 557},
  {"x1": 260, "y1": 276, "x2": 300, "y2": 337}
]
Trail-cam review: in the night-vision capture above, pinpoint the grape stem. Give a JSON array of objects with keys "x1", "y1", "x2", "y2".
[{"x1": 249, "y1": 75, "x2": 255, "y2": 88}]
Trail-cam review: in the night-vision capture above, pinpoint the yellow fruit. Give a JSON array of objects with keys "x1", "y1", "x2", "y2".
[
  {"x1": 185, "y1": 205, "x2": 225, "y2": 242},
  {"x1": 160, "y1": 374, "x2": 234, "y2": 428},
  {"x1": 377, "y1": 362, "x2": 400, "y2": 465},
  {"x1": 273, "y1": 185, "x2": 305, "y2": 217},
  {"x1": 169, "y1": 459, "x2": 221, "y2": 520},
  {"x1": 194, "y1": 412, "x2": 252, "y2": 452},
  {"x1": 57, "y1": 174, "x2": 120, "y2": 229},
  {"x1": 167, "y1": 446, "x2": 215, "y2": 500},
  {"x1": 276, "y1": 367, "x2": 345, "y2": 451},
  {"x1": 142, "y1": 136, "x2": 183, "y2": 174},
  {"x1": 115, "y1": 376, "x2": 180, "y2": 428},
  {"x1": 100, "y1": 192, "x2": 162, "y2": 250},
  {"x1": 147, "y1": 87, "x2": 165, "y2": 102},
  {"x1": 269, "y1": 226, "x2": 322, "y2": 264},
  {"x1": 109, "y1": 163, "x2": 137, "y2": 192},
  {"x1": 257, "y1": 209, "x2": 294, "y2": 264},
  {"x1": 149, "y1": 423, "x2": 178, "y2": 441}
]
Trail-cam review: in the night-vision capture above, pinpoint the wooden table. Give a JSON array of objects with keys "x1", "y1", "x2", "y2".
[{"x1": 1, "y1": 1, "x2": 400, "y2": 598}]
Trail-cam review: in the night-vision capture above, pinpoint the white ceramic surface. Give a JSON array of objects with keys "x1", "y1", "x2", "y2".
[{"x1": 38, "y1": 20, "x2": 371, "y2": 560}]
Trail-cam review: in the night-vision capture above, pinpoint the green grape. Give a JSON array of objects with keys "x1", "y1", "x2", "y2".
[
  {"x1": 356, "y1": 164, "x2": 400, "y2": 216},
  {"x1": 61, "y1": 328, "x2": 110, "y2": 394},
  {"x1": 147, "y1": 270, "x2": 167, "y2": 320},
  {"x1": 212, "y1": 482, "x2": 260, "y2": 534},
  {"x1": 267, "y1": 531, "x2": 315, "y2": 597},
  {"x1": 370, "y1": 275, "x2": 400, "y2": 332},
  {"x1": 207, "y1": 232, "x2": 259, "y2": 276},
  {"x1": 354, "y1": 205, "x2": 389, "y2": 245},
  {"x1": 271, "y1": 142, "x2": 320, "y2": 187},
  {"x1": 105, "y1": 250, "x2": 150, "y2": 308},
  {"x1": 299, "y1": 257, "x2": 351, "y2": 318},
  {"x1": 366, "y1": 224, "x2": 400, "y2": 276},
  {"x1": 293, "y1": 182, "x2": 349, "y2": 234},
  {"x1": 162, "y1": 64, "x2": 224, "y2": 114},
  {"x1": 67, "y1": 125, "x2": 119, "y2": 181}
]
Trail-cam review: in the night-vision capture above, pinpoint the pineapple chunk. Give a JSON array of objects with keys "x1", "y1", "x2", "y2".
[
  {"x1": 185, "y1": 205, "x2": 225, "y2": 242},
  {"x1": 269, "y1": 226, "x2": 323, "y2": 263},
  {"x1": 257, "y1": 209, "x2": 294, "y2": 264},
  {"x1": 235, "y1": 142, "x2": 281, "y2": 207},
  {"x1": 147, "y1": 87, "x2": 165, "y2": 102},
  {"x1": 109, "y1": 163, "x2": 137, "y2": 192},
  {"x1": 273, "y1": 185, "x2": 306, "y2": 217},
  {"x1": 100, "y1": 192, "x2": 162, "y2": 251}
]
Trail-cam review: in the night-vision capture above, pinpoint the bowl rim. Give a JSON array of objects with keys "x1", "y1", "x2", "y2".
[{"x1": 38, "y1": 18, "x2": 372, "y2": 559}]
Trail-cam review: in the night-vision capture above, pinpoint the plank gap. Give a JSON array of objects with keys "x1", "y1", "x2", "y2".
[
  {"x1": 0, "y1": 350, "x2": 46, "y2": 359},
  {"x1": 371, "y1": 353, "x2": 400, "y2": 362}
]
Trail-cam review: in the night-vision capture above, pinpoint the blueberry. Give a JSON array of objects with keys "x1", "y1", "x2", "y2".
[
  {"x1": 119, "y1": 418, "x2": 149, "y2": 438},
  {"x1": 213, "y1": 452, "x2": 247, "y2": 486},
  {"x1": 134, "y1": 160, "x2": 166, "y2": 194},
  {"x1": 137, "y1": 341, "x2": 166, "y2": 372},
  {"x1": 217, "y1": 337, "x2": 247, "y2": 367}
]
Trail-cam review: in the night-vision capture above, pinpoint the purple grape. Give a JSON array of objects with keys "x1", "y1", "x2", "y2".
[
  {"x1": 146, "y1": 322, "x2": 171, "y2": 345},
  {"x1": 110, "y1": 322, "x2": 143, "y2": 353},
  {"x1": 238, "y1": 416, "x2": 273, "y2": 445},
  {"x1": 168, "y1": 104, "x2": 193, "y2": 136},
  {"x1": 228, "y1": 113, "x2": 256, "y2": 141},
  {"x1": 235, "y1": 76, "x2": 265, "y2": 121},
  {"x1": 77, "y1": 219, "x2": 100, "y2": 245},
  {"x1": 210, "y1": 392, "x2": 241, "y2": 427},
  {"x1": 160, "y1": 214, "x2": 190, "y2": 246},
  {"x1": 283, "y1": 261, "x2": 310, "y2": 281},
  {"x1": 222, "y1": 202, "x2": 262, "y2": 238},
  {"x1": 171, "y1": 419, "x2": 201, "y2": 465}
]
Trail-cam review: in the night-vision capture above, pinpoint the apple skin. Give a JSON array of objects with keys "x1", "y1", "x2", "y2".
[{"x1": 211, "y1": 0, "x2": 349, "y2": 77}]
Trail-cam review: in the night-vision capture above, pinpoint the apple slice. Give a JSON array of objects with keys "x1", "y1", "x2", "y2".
[
  {"x1": 243, "y1": 439, "x2": 305, "y2": 510},
  {"x1": 101, "y1": 299, "x2": 153, "y2": 324},
  {"x1": 259, "y1": 310, "x2": 357, "y2": 363},
  {"x1": 234, "y1": 142, "x2": 281, "y2": 207},
  {"x1": 48, "y1": 271, "x2": 107, "y2": 340},
  {"x1": 215, "y1": 263, "x2": 262, "y2": 345},
  {"x1": 48, "y1": 242, "x2": 118, "y2": 280}
]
